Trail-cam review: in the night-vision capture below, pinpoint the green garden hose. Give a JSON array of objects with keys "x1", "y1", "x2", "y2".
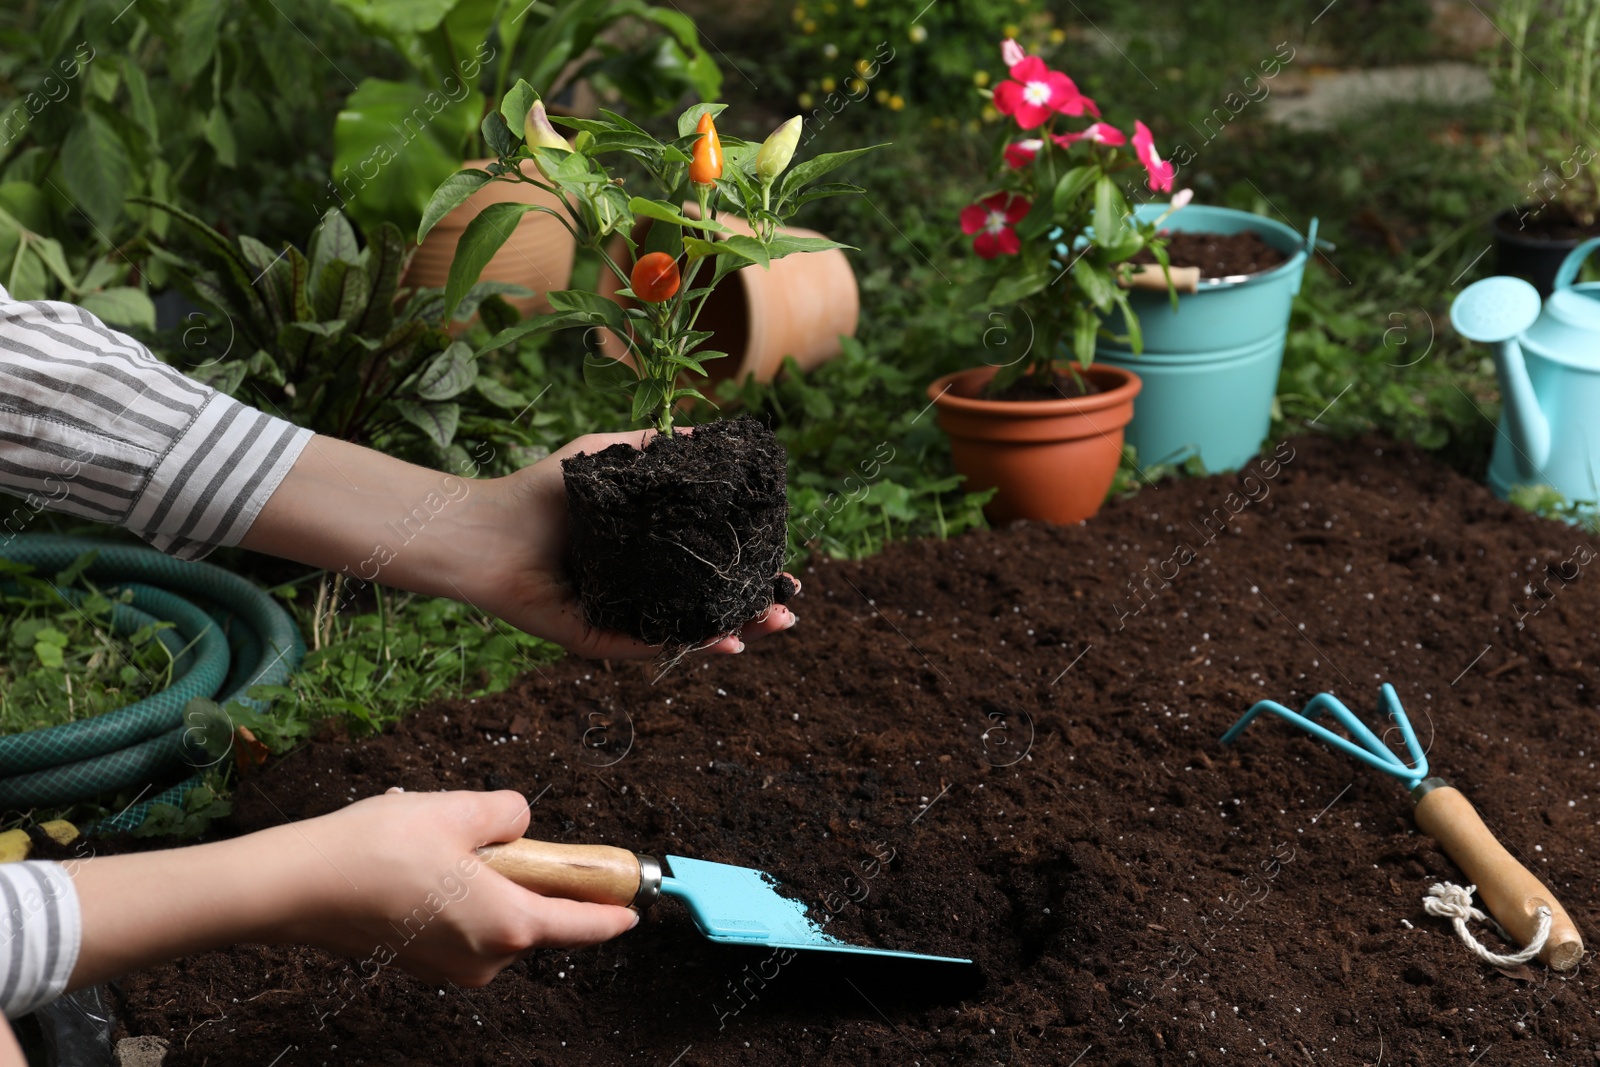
[{"x1": 0, "y1": 536, "x2": 304, "y2": 832}]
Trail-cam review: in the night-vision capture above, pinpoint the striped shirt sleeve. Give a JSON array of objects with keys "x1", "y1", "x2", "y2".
[
  {"x1": 0, "y1": 285, "x2": 311, "y2": 560},
  {"x1": 0, "y1": 862, "x2": 81, "y2": 1019}
]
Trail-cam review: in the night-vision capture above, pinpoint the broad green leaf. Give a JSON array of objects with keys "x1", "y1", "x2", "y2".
[
  {"x1": 204, "y1": 106, "x2": 237, "y2": 167},
  {"x1": 1092, "y1": 176, "x2": 1126, "y2": 249},
  {"x1": 676, "y1": 102, "x2": 729, "y2": 138},
  {"x1": 326, "y1": 0, "x2": 456, "y2": 34},
  {"x1": 357, "y1": 222, "x2": 406, "y2": 335},
  {"x1": 417, "y1": 169, "x2": 491, "y2": 243},
  {"x1": 80, "y1": 288, "x2": 155, "y2": 331},
  {"x1": 441, "y1": 202, "x2": 539, "y2": 321},
  {"x1": 777, "y1": 145, "x2": 885, "y2": 204},
  {"x1": 1072, "y1": 257, "x2": 1117, "y2": 311},
  {"x1": 631, "y1": 377, "x2": 668, "y2": 424},
  {"x1": 61, "y1": 112, "x2": 132, "y2": 229},
  {"x1": 1051, "y1": 166, "x2": 1097, "y2": 215},
  {"x1": 119, "y1": 56, "x2": 159, "y2": 141},
  {"x1": 546, "y1": 288, "x2": 629, "y2": 333},
  {"x1": 583, "y1": 352, "x2": 637, "y2": 391},
  {"x1": 392, "y1": 399, "x2": 460, "y2": 450},
  {"x1": 482, "y1": 111, "x2": 516, "y2": 157},
  {"x1": 720, "y1": 234, "x2": 769, "y2": 269},
  {"x1": 415, "y1": 342, "x2": 476, "y2": 400},
  {"x1": 1072, "y1": 304, "x2": 1099, "y2": 365},
  {"x1": 474, "y1": 375, "x2": 527, "y2": 410},
  {"x1": 763, "y1": 233, "x2": 847, "y2": 260},
  {"x1": 628, "y1": 197, "x2": 729, "y2": 233},
  {"x1": 987, "y1": 269, "x2": 1050, "y2": 307},
  {"x1": 500, "y1": 79, "x2": 538, "y2": 136},
  {"x1": 173, "y1": 0, "x2": 224, "y2": 82},
  {"x1": 332, "y1": 78, "x2": 484, "y2": 236}
]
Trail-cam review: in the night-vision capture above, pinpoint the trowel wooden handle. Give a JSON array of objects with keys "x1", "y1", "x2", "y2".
[
  {"x1": 1121, "y1": 264, "x2": 1200, "y2": 293},
  {"x1": 1413, "y1": 782, "x2": 1583, "y2": 970},
  {"x1": 477, "y1": 839, "x2": 648, "y2": 908}
]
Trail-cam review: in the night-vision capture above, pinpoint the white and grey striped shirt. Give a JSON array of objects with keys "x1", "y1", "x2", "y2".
[
  {"x1": 0, "y1": 284, "x2": 311, "y2": 560},
  {"x1": 0, "y1": 862, "x2": 80, "y2": 1019}
]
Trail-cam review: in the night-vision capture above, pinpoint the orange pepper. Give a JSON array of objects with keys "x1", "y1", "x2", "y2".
[
  {"x1": 689, "y1": 112, "x2": 723, "y2": 185},
  {"x1": 630, "y1": 252, "x2": 681, "y2": 303}
]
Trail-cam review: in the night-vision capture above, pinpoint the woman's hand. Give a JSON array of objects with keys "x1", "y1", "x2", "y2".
[
  {"x1": 280, "y1": 789, "x2": 637, "y2": 986},
  {"x1": 242, "y1": 431, "x2": 800, "y2": 660},
  {"x1": 69, "y1": 790, "x2": 638, "y2": 992}
]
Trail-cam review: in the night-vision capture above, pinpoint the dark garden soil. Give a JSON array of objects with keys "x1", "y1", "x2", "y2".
[
  {"x1": 113, "y1": 433, "x2": 1600, "y2": 1066},
  {"x1": 563, "y1": 416, "x2": 791, "y2": 648},
  {"x1": 984, "y1": 369, "x2": 1102, "y2": 403},
  {"x1": 1496, "y1": 204, "x2": 1600, "y2": 244},
  {"x1": 1134, "y1": 230, "x2": 1288, "y2": 278}
]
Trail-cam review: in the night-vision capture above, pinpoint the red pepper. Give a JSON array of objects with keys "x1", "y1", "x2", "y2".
[
  {"x1": 689, "y1": 112, "x2": 723, "y2": 185},
  {"x1": 630, "y1": 252, "x2": 681, "y2": 303}
]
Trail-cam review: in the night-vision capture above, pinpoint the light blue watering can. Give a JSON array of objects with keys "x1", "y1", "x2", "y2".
[{"x1": 1452, "y1": 238, "x2": 1600, "y2": 505}]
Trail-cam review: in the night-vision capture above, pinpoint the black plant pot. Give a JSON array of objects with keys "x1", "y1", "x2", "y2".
[{"x1": 1492, "y1": 206, "x2": 1596, "y2": 296}]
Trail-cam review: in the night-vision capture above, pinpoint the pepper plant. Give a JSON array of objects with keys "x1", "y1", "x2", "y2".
[
  {"x1": 418, "y1": 82, "x2": 877, "y2": 431},
  {"x1": 961, "y1": 39, "x2": 1187, "y2": 393}
]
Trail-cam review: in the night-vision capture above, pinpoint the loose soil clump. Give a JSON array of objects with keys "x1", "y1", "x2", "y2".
[
  {"x1": 1134, "y1": 229, "x2": 1288, "y2": 277},
  {"x1": 563, "y1": 415, "x2": 791, "y2": 648},
  {"x1": 113, "y1": 434, "x2": 1600, "y2": 1065}
]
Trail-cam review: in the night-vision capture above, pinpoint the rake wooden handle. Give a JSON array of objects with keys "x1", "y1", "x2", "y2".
[
  {"x1": 477, "y1": 839, "x2": 644, "y2": 907},
  {"x1": 1413, "y1": 782, "x2": 1583, "y2": 970},
  {"x1": 1121, "y1": 264, "x2": 1201, "y2": 294}
]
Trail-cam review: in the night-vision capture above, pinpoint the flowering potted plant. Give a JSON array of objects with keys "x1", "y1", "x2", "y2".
[
  {"x1": 420, "y1": 84, "x2": 872, "y2": 652},
  {"x1": 929, "y1": 39, "x2": 1179, "y2": 526}
]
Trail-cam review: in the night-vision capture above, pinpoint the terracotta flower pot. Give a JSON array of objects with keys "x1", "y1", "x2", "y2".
[
  {"x1": 928, "y1": 363, "x2": 1141, "y2": 526},
  {"x1": 596, "y1": 208, "x2": 858, "y2": 388},
  {"x1": 404, "y1": 158, "x2": 575, "y2": 318}
]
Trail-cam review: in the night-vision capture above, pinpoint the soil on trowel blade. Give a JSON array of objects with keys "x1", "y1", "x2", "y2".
[
  {"x1": 562, "y1": 415, "x2": 790, "y2": 649},
  {"x1": 1133, "y1": 228, "x2": 1288, "y2": 277},
  {"x1": 112, "y1": 433, "x2": 1600, "y2": 1065}
]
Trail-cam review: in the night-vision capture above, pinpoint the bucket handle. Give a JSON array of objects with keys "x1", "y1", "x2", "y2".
[
  {"x1": 1291, "y1": 217, "x2": 1320, "y2": 297},
  {"x1": 1553, "y1": 236, "x2": 1600, "y2": 291}
]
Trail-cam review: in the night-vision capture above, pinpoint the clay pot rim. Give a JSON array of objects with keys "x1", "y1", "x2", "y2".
[{"x1": 928, "y1": 363, "x2": 1142, "y2": 417}]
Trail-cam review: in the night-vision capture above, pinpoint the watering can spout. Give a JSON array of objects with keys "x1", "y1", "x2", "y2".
[
  {"x1": 1490, "y1": 336, "x2": 1552, "y2": 476},
  {"x1": 1450, "y1": 276, "x2": 1550, "y2": 480}
]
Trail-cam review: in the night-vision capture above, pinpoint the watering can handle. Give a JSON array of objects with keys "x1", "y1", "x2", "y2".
[
  {"x1": 477, "y1": 838, "x2": 661, "y2": 909},
  {"x1": 1552, "y1": 236, "x2": 1600, "y2": 291},
  {"x1": 1412, "y1": 781, "x2": 1583, "y2": 970}
]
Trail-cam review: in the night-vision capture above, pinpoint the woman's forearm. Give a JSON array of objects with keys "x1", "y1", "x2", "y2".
[
  {"x1": 66, "y1": 827, "x2": 316, "y2": 990},
  {"x1": 236, "y1": 434, "x2": 519, "y2": 603}
]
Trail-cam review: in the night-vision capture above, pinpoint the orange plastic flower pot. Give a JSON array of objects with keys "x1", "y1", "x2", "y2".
[{"x1": 927, "y1": 363, "x2": 1141, "y2": 526}]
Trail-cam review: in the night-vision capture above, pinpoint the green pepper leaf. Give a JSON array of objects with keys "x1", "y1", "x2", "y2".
[
  {"x1": 417, "y1": 169, "x2": 491, "y2": 243},
  {"x1": 442, "y1": 202, "x2": 539, "y2": 321},
  {"x1": 627, "y1": 198, "x2": 730, "y2": 233}
]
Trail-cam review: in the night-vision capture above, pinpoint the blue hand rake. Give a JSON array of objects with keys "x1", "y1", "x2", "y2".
[
  {"x1": 1221, "y1": 684, "x2": 1582, "y2": 970},
  {"x1": 1220, "y1": 682, "x2": 1428, "y2": 787}
]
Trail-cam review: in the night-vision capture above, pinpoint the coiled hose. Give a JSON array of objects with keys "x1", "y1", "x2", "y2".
[{"x1": 0, "y1": 536, "x2": 303, "y2": 832}]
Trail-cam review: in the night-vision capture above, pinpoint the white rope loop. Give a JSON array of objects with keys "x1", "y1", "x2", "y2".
[{"x1": 1423, "y1": 881, "x2": 1551, "y2": 967}]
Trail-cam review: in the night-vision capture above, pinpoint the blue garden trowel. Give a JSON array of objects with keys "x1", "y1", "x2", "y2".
[{"x1": 478, "y1": 839, "x2": 972, "y2": 964}]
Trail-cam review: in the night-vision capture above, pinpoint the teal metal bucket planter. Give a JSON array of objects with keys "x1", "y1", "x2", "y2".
[
  {"x1": 1096, "y1": 330, "x2": 1287, "y2": 471},
  {"x1": 1095, "y1": 204, "x2": 1316, "y2": 472}
]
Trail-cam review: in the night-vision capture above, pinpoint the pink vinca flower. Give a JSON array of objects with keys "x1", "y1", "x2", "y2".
[
  {"x1": 1004, "y1": 139, "x2": 1045, "y2": 168},
  {"x1": 993, "y1": 56, "x2": 1099, "y2": 130},
  {"x1": 1052, "y1": 122, "x2": 1126, "y2": 148},
  {"x1": 1000, "y1": 38, "x2": 1026, "y2": 68},
  {"x1": 1132, "y1": 120, "x2": 1175, "y2": 192},
  {"x1": 960, "y1": 192, "x2": 1031, "y2": 259}
]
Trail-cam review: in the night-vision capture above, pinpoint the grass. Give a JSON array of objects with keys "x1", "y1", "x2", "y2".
[{"x1": 0, "y1": 555, "x2": 181, "y2": 735}]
